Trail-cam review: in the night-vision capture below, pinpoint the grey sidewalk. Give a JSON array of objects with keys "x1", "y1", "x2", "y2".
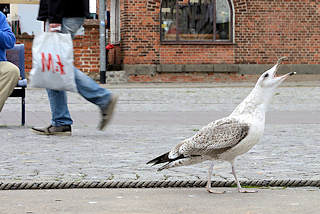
[
  {"x1": 0, "y1": 188, "x2": 319, "y2": 214},
  {"x1": 0, "y1": 82, "x2": 320, "y2": 182}
]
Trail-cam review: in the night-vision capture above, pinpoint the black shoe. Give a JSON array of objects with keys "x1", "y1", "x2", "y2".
[
  {"x1": 31, "y1": 125, "x2": 72, "y2": 136},
  {"x1": 98, "y1": 95, "x2": 118, "y2": 130}
]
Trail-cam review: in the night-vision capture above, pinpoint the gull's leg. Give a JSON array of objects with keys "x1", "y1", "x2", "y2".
[
  {"x1": 231, "y1": 161, "x2": 257, "y2": 193},
  {"x1": 206, "y1": 162, "x2": 225, "y2": 194}
]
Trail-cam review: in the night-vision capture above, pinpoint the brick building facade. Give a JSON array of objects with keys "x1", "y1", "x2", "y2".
[{"x1": 18, "y1": 0, "x2": 320, "y2": 82}]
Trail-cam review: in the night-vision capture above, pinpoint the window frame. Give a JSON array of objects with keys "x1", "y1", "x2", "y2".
[{"x1": 160, "y1": 0, "x2": 234, "y2": 45}]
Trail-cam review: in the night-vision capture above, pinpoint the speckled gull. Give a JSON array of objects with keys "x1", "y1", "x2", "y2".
[{"x1": 147, "y1": 57, "x2": 296, "y2": 193}]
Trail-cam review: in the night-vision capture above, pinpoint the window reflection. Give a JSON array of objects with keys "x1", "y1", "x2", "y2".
[
  {"x1": 177, "y1": 0, "x2": 214, "y2": 41},
  {"x1": 161, "y1": 0, "x2": 232, "y2": 42},
  {"x1": 161, "y1": 0, "x2": 177, "y2": 41},
  {"x1": 216, "y1": 0, "x2": 230, "y2": 40}
]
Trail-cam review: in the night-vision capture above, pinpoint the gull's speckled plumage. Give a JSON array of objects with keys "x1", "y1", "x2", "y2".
[
  {"x1": 170, "y1": 118, "x2": 250, "y2": 160},
  {"x1": 147, "y1": 57, "x2": 296, "y2": 193}
]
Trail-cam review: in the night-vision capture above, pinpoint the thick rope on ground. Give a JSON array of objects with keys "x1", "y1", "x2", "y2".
[{"x1": 0, "y1": 180, "x2": 319, "y2": 190}]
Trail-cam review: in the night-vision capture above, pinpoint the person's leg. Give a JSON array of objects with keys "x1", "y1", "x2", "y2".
[
  {"x1": 46, "y1": 89, "x2": 73, "y2": 126},
  {"x1": 74, "y1": 68, "x2": 111, "y2": 109},
  {"x1": 61, "y1": 17, "x2": 112, "y2": 108},
  {"x1": 41, "y1": 17, "x2": 117, "y2": 131},
  {"x1": 74, "y1": 68, "x2": 117, "y2": 130},
  {"x1": 61, "y1": 17, "x2": 117, "y2": 130},
  {"x1": 33, "y1": 17, "x2": 83, "y2": 133},
  {"x1": 31, "y1": 88, "x2": 73, "y2": 135},
  {"x1": 42, "y1": 18, "x2": 78, "y2": 127},
  {"x1": 32, "y1": 19, "x2": 77, "y2": 135},
  {"x1": 61, "y1": 17, "x2": 85, "y2": 38},
  {"x1": 0, "y1": 61, "x2": 19, "y2": 112}
]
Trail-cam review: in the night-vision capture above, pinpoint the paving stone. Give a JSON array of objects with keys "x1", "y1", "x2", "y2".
[{"x1": 0, "y1": 83, "x2": 319, "y2": 182}]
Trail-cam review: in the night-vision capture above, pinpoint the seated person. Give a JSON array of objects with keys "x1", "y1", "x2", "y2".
[{"x1": 0, "y1": 11, "x2": 19, "y2": 112}]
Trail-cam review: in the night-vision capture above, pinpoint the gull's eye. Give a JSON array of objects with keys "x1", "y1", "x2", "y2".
[{"x1": 264, "y1": 73, "x2": 269, "y2": 78}]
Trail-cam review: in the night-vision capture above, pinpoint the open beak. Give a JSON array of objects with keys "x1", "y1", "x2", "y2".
[
  {"x1": 277, "y1": 71, "x2": 296, "y2": 80},
  {"x1": 270, "y1": 57, "x2": 296, "y2": 81}
]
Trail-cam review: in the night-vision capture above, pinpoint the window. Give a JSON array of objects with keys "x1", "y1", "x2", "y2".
[
  {"x1": 161, "y1": 0, "x2": 233, "y2": 43},
  {"x1": 111, "y1": 0, "x2": 121, "y2": 44},
  {"x1": 89, "y1": 0, "x2": 97, "y2": 19}
]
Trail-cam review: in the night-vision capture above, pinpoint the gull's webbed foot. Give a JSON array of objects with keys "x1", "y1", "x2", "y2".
[
  {"x1": 238, "y1": 188, "x2": 258, "y2": 193},
  {"x1": 206, "y1": 187, "x2": 226, "y2": 194}
]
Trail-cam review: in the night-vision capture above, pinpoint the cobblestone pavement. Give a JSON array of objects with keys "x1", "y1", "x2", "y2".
[{"x1": 0, "y1": 82, "x2": 319, "y2": 182}]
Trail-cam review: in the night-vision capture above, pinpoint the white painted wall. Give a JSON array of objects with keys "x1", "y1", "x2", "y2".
[
  {"x1": 9, "y1": 2, "x2": 96, "y2": 36},
  {"x1": 89, "y1": 0, "x2": 96, "y2": 13},
  {"x1": 8, "y1": 4, "x2": 43, "y2": 36},
  {"x1": 16, "y1": 4, "x2": 43, "y2": 35}
]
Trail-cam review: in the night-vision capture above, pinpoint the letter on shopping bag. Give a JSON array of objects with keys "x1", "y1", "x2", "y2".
[
  {"x1": 56, "y1": 55, "x2": 65, "y2": 75},
  {"x1": 41, "y1": 52, "x2": 52, "y2": 72},
  {"x1": 41, "y1": 52, "x2": 65, "y2": 75}
]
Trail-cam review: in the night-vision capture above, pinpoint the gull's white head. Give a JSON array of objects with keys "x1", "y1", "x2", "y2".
[
  {"x1": 256, "y1": 57, "x2": 296, "y2": 89},
  {"x1": 232, "y1": 57, "x2": 296, "y2": 116},
  {"x1": 231, "y1": 57, "x2": 296, "y2": 116}
]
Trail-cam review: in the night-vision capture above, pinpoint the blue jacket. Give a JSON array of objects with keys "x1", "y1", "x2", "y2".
[{"x1": 0, "y1": 12, "x2": 16, "y2": 61}]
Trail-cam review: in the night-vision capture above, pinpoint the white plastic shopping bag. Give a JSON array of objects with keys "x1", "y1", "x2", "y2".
[{"x1": 30, "y1": 32, "x2": 78, "y2": 92}]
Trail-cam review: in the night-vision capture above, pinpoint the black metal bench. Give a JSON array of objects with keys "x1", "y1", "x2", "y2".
[{"x1": 7, "y1": 44, "x2": 26, "y2": 126}]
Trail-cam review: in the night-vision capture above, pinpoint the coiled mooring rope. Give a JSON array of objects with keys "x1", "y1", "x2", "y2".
[{"x1": 1, "y1": 180, "x2": 320, "y2": 190}]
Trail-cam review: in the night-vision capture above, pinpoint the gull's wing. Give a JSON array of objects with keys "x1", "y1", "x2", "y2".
[{"x1": 169, "y1": 118, "x2": 249, "y2": 158}]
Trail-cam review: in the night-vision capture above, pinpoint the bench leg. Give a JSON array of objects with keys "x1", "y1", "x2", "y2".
[{"x1": 21, "y1": 96, "x2": 25, "y2": 126}]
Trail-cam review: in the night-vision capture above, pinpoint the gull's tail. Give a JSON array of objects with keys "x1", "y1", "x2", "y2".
[{"x1": 147, "y1": 153, "x2": 205, "y2": 171}]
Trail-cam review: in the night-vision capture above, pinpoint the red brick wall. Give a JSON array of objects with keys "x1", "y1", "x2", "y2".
[
  {"x1": 121, "y1": 0, "x2": 320, "y2": 65},
  {"x1": 160, "y1": 45, "x2": 234, "y2": 64},
  {"x1": 234, "y1": 0, "x2": 320, "y2": 64},
  {"x1": 121, "y1": 0, "x2": 161, "y2": 64},
  {"x1": 17, "y1": 36, "x2": 33, "y2": 73},
  {"x1": 73, "y1": 24, "x2": 100, "y2": 73}
]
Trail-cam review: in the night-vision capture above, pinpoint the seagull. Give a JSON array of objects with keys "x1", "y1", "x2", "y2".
[{"x1": 147, "y1": 57, "x2": 296, "y2": 193}]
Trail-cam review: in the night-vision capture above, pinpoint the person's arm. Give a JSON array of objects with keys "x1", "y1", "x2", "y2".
[
  {"x1": 47, "y1": 0, "x2": 64, "y2": 31},
  {"x1": 47, "y1": 0, "x2": 63, "y2": 24},
  {"x1": 0, "y1": 12, "x2": 15, "y2": 49}
]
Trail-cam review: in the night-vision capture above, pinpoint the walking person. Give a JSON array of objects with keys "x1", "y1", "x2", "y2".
[
  {"x1": 0, "y1": 11, "x2": 20, "y2": 113},
  {"x1": 31, "y1": 0, "x2": 117, "y2": 136}
]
